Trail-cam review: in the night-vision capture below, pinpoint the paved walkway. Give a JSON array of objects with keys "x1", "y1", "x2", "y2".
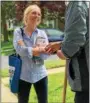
[
  {"x1": 47, "y1": 67, "x2": 65, "y2": 74},
  {"x1": 1, "y1": 83, "x2": 18, "y2": 103},
  {"x1": 1, "y1": 67, "x2": 65, "y2": 103}
]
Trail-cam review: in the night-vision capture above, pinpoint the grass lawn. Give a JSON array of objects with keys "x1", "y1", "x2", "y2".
[
  {"x1": 29, "y1": 73, "x2": 74, "y2": 103},
  {"x1": 45, "y1": 59, "x2": 65, "y2": 69},
  {"x1": 1, "y1": 69, "x2": 9, "y2": 77},
  {"x1": 1, "y1": 70, "x2": 74, "y2": 103},
  {"x1": 1, "y1": 40, "x2": 14, "y2": 55}
]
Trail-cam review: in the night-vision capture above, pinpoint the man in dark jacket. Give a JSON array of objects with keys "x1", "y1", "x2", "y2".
[{"x1": 45, "y1": 1, "x2": 89, "y2": 103}]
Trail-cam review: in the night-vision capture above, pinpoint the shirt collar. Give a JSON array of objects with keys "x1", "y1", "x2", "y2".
[
  {"x1": 34, "y1": 28, "x2": 38, "y2": 33},
  {"x1": 23, "y1": 27, "x2": 38, "y2": 39}
]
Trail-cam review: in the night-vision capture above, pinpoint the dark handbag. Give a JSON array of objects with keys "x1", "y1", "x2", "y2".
[{"x1": 8, "y1": 28, "x2": 23, "y2": 93}]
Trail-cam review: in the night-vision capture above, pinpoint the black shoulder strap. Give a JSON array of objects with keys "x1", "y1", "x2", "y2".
[{"x1": 20, "y1": 28, "x2": 24, "y2": 37}]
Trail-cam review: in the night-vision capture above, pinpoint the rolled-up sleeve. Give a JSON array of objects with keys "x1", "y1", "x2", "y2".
[
  {"x1": 61, "y1": 4, "x2": 87, "y2": 58},
  {"x1": 13, "y1": 28, "x2": 33, "y2": 58}
]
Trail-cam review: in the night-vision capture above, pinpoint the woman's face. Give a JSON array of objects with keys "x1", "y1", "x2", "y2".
[{"x1": 27, "y1": 7, "x2": 41, "y2": 26}]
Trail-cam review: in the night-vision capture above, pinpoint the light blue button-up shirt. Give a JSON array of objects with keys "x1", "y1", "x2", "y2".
[{"x1": 13, "y1": 27, "x2": 49, "y2": 83}]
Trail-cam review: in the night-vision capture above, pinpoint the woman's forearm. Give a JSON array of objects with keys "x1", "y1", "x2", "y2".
[{"x1": 18, "y1": 40, "x2": 47, "y2": 57}]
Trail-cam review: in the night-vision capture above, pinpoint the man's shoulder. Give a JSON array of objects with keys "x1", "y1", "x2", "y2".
[
  {"x1": 69, "y1": 1, "x2": 88, "y2": 14},
  {"x1": 72, "y1": 1, "x2": 88, "y2": 9}
]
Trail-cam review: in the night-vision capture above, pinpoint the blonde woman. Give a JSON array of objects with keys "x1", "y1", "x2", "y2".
[{"x1": 13, "y1": 4, "x2": 49, "y2": 103}]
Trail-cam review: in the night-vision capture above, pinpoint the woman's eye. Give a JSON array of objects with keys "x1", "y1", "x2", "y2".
[
  {"x1": 32, "y1": 12, "x2": 41, "y2": 16},
  {"x1": 32, "y1": 12, "x2": 37, "y2": 15},
  {"x1": 38, "y1": 13, "x2": 41, "y2": 16}
]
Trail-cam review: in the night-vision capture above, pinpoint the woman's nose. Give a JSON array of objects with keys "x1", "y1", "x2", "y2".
[
  {"x1": 36, "y1": 13, "x2": 40, "y2": 17},
  {"x1": 32, "y1": 11, "x2": 41, "y2": 17}
]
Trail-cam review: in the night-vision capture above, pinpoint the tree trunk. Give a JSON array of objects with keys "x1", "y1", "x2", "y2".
[{"x1": 1, "y1": 8, "x2": 9, "y2": 42}]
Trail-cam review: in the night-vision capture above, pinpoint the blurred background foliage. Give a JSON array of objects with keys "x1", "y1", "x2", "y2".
[{"x1": 1, "y1": 1, "x2": 65, "y2": 42}]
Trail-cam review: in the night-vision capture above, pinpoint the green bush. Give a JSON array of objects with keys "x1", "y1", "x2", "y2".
[
  {"x1": 7, "y1": 28, "x2": 14, "y2": 36},
  {"x1": 38, "y1": 23, "x2": 49, "y2": 28}
]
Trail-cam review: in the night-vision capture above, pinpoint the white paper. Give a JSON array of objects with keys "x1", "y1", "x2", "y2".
[{"x1": 35, "y1": 36, "x2": 46, "y2": 46}]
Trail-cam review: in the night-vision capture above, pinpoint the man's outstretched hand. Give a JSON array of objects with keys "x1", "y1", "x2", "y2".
[{"x1": 45, "y1": 42, "x2": 62, "y2": 54}]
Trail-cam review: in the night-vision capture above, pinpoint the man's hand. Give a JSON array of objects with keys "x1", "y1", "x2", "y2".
[
  {"x1": 57, "y1": 50, "x2": 66, "y2": 60},
  {"x1": 45, "y1": 42, "x2": 62, "y2": 54}
]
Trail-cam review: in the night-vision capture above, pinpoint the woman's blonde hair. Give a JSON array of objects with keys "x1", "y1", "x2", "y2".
[{"x1": 23, "y1": 4, "x2": 41, "y2": 26}]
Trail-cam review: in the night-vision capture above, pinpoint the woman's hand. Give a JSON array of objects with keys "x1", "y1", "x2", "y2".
[
  {"x1": 32, "y1": 46, "x2": 47, "y2": 56},
  {"x1": 32, "y1": 47, "x2": 40, "y2": 56},
  {"x1": 39, "y1": 47, "x2": 46, "y2": 53},
  {"x1": 18, "y1": 40, "x2": 25, "y2": 46}
]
